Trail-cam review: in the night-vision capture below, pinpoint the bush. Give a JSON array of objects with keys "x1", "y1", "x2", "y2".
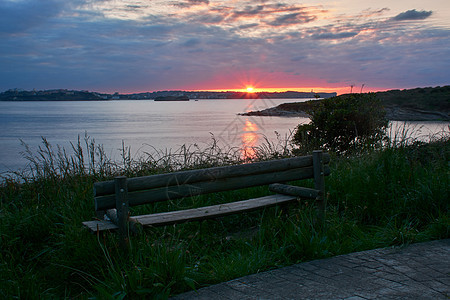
[{"x1": 293, "y1": 93, "x2": 388, "y2": 155}]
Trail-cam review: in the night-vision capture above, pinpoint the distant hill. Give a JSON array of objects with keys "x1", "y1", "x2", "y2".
[
  {"x1": 0, "y1": 89, "x2": 107, "y2": 101},
  {"x1": 0, "y1": 89, "x2": 337, "y2": 101},
  {"x1": 241, "y1": 86, "x2": 450, "y2": 121},
  {"x1": 376, "y1": 86, "x2": 450, "y2": 111},
  {"x1": 375, "y1": 86, "x2": 450, "y2": 120}
]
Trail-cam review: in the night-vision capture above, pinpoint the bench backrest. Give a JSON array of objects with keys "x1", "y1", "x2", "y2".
[{"x1": 94, "y1": 153, "x2": 330, "y2": 212}]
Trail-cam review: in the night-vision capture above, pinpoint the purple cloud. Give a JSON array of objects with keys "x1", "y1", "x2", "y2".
[
  {"x1": 174, "y1": 0, "x2": 210, "y2": 8},
  {"x1": 392, "y1": 9, "x2": 432, "y2": 21},
  {"x1": 312, "y1": 31, "x2": 358, "y2": 40},
  {"x1": 266, "y1": 12, "x2": 316, "y2": 27},
  {"x1": 0, "y1": 0, "x2": 64, "y2": 36}
]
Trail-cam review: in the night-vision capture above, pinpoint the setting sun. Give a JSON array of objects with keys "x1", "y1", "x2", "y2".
[{"x1": 246, "y1": 87, "x2": 254, "y2": 93}]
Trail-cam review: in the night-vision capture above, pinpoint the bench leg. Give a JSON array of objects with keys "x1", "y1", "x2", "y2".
[
  {"x1": 313, "y1": 151, "x2": 326, "y2": 224},
  {"x1": 115, "y1": 176, "x2": 129, "y2": 250}
]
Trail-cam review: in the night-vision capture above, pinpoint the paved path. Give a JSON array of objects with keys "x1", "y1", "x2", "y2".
[{"x1": 172, "y1": 239, "x2": 449, "y2": 299}]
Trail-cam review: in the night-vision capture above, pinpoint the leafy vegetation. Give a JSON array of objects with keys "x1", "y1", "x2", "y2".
[
  {"x1": 293, "y1": 93, "x2": 388, "y2": 155},
  {"x1": 0, "y1": 132, "x2": 449, "y2": 299}
]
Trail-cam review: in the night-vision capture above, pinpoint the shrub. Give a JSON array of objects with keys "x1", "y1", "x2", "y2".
[{"x1": 293, "y1": 93, "x2": 388, "y2": 155}]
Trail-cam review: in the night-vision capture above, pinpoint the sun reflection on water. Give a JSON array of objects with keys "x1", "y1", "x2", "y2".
[{"x1": 241, "y1": 119, "x2": 259, "y2": 161}]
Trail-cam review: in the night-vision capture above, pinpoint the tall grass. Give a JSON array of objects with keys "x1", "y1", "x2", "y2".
[{"x1": 0, "y1": 130, "x2": 448, "y2": 298}]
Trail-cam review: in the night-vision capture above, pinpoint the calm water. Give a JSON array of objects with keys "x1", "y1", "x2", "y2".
[
  {"x1": 1, "y1": 99, "x2": 448, "y2": 174},
  {"x1": 0, "y1": 98, "x2": 309, "y2": 173}
]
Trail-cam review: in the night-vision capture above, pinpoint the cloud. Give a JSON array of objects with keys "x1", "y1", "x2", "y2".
[
  {"x1": 230, "y1": 5, "x2": 265, "y2": 19},
  {"x1": 188, "y1": 0, "x2": 209, "y2": 4},
  {"x1": 198, "y1": 3, "x2": 321, "y2": 29},
  {"x1": 392, "y1": 9, "x2": 432, "y2": 21},
  {"x1": 266, "y1": 12, "x2": 316, "y2": 27},
  {"x1": 238, "y1": 23, "x2": 259, "y2": 30},
  {"x1": 312, "y1": 31, "x2": 358, "y2": 40},
  {"x1": 360, "y1": 7, "x2": 390, "y2": 18},
  {"x1": 182, "y1": 38, "x2": 201, "y2": 47},
  {"x1": 193, "y1": 14, "x2": 227, "y2": 24},
  {"x1": 174, "y1": 0, "x2": 210, "y2": 8},
  {"x1": 290, "y1": 56, "x2": 306, "y2": 62},
  {"x1": 0, "y1": 0, "x2": 65, "y2": 36}
]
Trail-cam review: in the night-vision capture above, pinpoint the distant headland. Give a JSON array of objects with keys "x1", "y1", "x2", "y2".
[
  {"x1": 240, "y1": 85, "x2": 450, "y2": 121},
  {"x1": 0, "y1": 89, "x2": 337, "y2": 101}
]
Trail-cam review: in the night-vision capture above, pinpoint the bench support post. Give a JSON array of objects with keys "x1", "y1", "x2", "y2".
[
  {"x1": 313, "y1": 150, "x2": 326, "y2": 224},
  {"x1": 115, "y1": 176, "x2": 129, "y2": 249}
]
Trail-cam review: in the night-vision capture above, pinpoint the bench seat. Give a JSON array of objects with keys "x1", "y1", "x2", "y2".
[{"x1": 82, "y1": 193, "x2": 297, "y2": 233}]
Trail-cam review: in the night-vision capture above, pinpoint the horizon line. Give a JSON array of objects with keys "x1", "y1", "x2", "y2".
[{"x1": 5, "y1": 84, "x2": 444, "y2": 95}]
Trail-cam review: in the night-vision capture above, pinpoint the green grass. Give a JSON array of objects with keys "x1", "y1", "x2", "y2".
[{"x1": 0, "y1": 134, "x2": 449, "y2": 299}]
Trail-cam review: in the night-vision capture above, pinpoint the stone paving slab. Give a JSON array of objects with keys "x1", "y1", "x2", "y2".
[{"x1": 172, "y1": 239, "x2": 449, "y2": 299}]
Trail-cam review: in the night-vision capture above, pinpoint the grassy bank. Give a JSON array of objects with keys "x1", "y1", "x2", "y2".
[
  {"x1": 243, "y1": 85, "x2": 450, "y2": 121},
  {"x1": 0, "y1": 135, "x2": 449, "y2": 298}
]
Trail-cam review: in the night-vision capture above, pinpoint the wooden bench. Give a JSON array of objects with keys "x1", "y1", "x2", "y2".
[{"x1": 83, "y1": 151, "x2": 330, "y2": 243}]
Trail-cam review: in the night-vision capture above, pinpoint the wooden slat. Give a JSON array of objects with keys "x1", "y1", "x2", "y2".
[
  {"x1": 82, "y1": 220, "x2": 119, "y2": 232},
  {"x1": 269, "y1": 183, "x2": 319, "y2": 199},
  {"x1": 94, "y1": 154, "x2": 330, "y2": 196},
  {"x1": 82, "y1": 217, "x2": 142, "y2": 233},
  {"x1": 84, "y1": 194, "x2": 297, "y2": 232},
  {"x1": 95, "y1": 165, "x2": 331, "y2": 211},
  {"x1": 132, "y1": 194, "x2": 297, "y2": 227}
]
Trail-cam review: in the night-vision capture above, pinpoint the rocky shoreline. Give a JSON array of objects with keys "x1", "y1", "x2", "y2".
[
  {"x1": 239, "y1": 106, "x2": 311, "y2": 118},
  {"x1": 384, "y1": 106, "x2": 449, "y2": 121}
]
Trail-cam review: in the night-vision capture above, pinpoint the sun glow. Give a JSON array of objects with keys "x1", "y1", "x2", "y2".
[{"x1": 196, "y1": 86, "x2": 347, "y2": 94}]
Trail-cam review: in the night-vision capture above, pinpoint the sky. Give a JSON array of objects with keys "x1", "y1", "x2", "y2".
[{"x1": 1, "y1": 0, "x2": 449, "y2": 94}]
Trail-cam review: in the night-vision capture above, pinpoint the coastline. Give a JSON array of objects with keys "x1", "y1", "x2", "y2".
[
  {"x1": 239, "y1": 106, "x2": 311, "y2": 118},
  {"x1": 240, "y1": 103, "x2": 450, "y2": 122}
]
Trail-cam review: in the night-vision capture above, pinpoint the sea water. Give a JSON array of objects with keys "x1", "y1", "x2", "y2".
[
  {"x1": 1, "y1": 99, "x2": 448, "y2": 174},
  {"x1": 0, "y1": 98, "x2": 308, "y2": 173}
]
